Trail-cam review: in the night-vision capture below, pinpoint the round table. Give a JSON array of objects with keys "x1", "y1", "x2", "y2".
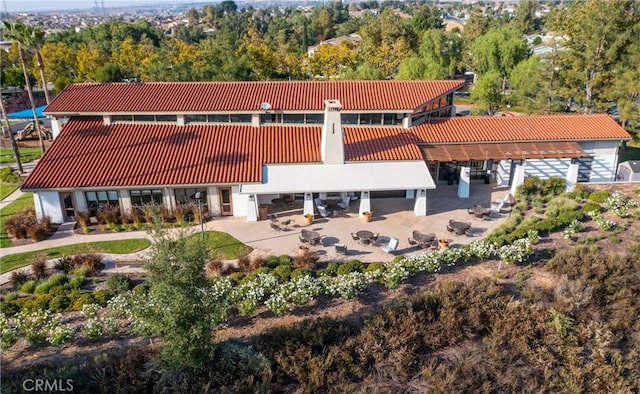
[{"x1": 356, "y1": 230, "x2": 374, "y2": 242}]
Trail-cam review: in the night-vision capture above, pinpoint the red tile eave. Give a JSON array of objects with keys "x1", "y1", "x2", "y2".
[
  {"x1": 410, "y1": 114, "x2": 631, "y2": 143},
  {"x1": 22, "y1": 119, "x2": 321, "y2": 190},
  {"x1": 43, "y1": 80, "x2": 466, "y2": 114}
]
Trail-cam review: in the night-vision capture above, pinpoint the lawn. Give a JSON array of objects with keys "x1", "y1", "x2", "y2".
[
  {"x1": 0, "y1": 183, "x2": 20, "y2": 200},
  {"x1": 0, "y1": 238, "x2": 151, "y2": 273},
  {"x1": 0, "y1": 146, "x2": 42, "y2": 164},
  {"x1": 0, "y1": 192, "x2": 33, "y2": 248},
  {"x1": 200, "y1": 230, "x2": 252, "y2": 260}
]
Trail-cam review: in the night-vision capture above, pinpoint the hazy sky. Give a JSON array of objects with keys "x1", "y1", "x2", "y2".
[{"x1": 5, "y1": 0, "x2": 197, "y2": 13}]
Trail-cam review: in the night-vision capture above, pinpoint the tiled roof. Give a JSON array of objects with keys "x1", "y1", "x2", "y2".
[
  {"x1": 345, "y1": 127, "x2": 423, "y2": 161},
  {"x1": 23, "y1": 118, "x2": 321, "y2": 189},
  {"x1": 411, "y1": 114, "x2": 631, "y2": 142},
  {"x1": 43, "y1": 80, "x2": 464, "y2": 114}
]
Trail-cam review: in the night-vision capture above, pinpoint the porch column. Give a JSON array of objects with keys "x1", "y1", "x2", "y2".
[
  {"x1": 164, "y1": 187, "x2": 176, "y2": 214},
  {"x1": 457, "y1": 166, "x2": 470, "y2": 198},
  {"x1": 119, "y1": 190, "x2": 132, "y2": 214},
  {"x1": 413, "y1": 189, "x2": 427, "y2": 216},
  {"x1": 565, "y1": 164, "x2": 579, "y2": 192},
  {"x1": 73, "y1": 190, "x2": 87, "y2": 212},
  {"x1": 510, "y1": 164, "x2": 527, "y2": 196},
  {"x1": 359, "y1": 191, "x2": 371, "y2": 215},
  {"x1": 303, "y1": 192, "x2": 314, "y2": 217},
  {"x1": 246, "y1": 194, "x2": 258, "y2": 222}
]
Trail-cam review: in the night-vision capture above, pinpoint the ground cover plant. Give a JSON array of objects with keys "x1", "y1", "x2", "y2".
[{"x1": 0, "y1": 191, "x2": 33, "y2": 248}]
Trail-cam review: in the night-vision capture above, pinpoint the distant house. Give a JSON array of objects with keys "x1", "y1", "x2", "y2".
[
  {"x1": 307, "y1": 34, "x2": 361, "y2": 57},
  {"x1": 23, "y1": 80, "x2": 630, "y2": 224},
  {"x1": 617, "y1": 161, "x2": 640, "y2": 182}
]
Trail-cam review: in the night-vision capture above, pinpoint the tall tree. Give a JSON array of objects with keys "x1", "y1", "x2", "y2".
[
  {"x1": 551, "y1": 0, "x2": 639, "y2": 113},
  {"x1": 471, "y1": 70, "x2": 503, "y2": 115},
  {"x1": 2, "y1": 21, "x2": 45, "y2": 154}
]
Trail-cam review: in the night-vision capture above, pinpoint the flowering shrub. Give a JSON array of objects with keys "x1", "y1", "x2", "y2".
[
  {"x1": 2, "y1": 310, "x2": 74, "y2": 347},
  {"x1": 587, "y1": 211, "x2": 617, "y2": 231},
  {"x1": 562, "y1": 220, "x2": 583, "y2": 239},
  {"x1": 603, "y1": 191, "x2": 638, "y2": 218},
  {"x1": 379, "y1": 263, "x2": 409, "y2": 289},
  {"x1": 498, "y1": 239, "x2": 533, "y2": 264},
  {"x1": 0, "y1": 313, "x2": 17, "y2": 349},
  {"x1": 47, "y1": 324, "x2": 74, "y2": 346}
]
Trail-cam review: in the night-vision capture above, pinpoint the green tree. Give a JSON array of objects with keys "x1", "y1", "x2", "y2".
[
  {"x1": 509, "y1": 56, "x2": 547, "y2": 113},
  {"x1": 136, "y1": 227, "x2": 225, "y2": 372},
  {"x1": 2, "y1": 20, "x2": 46, "y2": 154},
  {"x1": 471, "y1": 70, "x2": 503, "y2": 115},
  {"x1": 512, "y1": 0, "x2": 541, "y2": 34}
]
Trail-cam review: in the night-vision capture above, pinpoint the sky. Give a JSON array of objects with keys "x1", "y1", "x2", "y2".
[{"x1": 5, "y1": 0, "x2": 197, "y2": 13}]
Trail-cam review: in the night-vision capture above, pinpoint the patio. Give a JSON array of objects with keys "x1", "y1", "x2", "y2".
[{"x1": 204, "y1": 181, "x2": 511, "y2": 263}]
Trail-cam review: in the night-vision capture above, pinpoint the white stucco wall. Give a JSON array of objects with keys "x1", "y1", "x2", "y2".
[
  {"x1": 231, "y1": 186, "x2": 249, "y2": 217},
  {"x1": 33, "y1": 191, "x2": 64, "y2": 223},
  {"x1": 496, "y1": 160, "x2": 511, "y2": 187},
  {"x1": 579, "y1": 141, "x2": 620, "y2": 183},
  {"x1": 523, "y1": 158, "x2": 571, "y2": 179}
]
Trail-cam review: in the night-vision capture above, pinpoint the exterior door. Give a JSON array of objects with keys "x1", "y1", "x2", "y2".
[
  {"x1": 219, "y1": 187, "x2": 233, "y2": 216},
  {"x1": 61, "y1": 192, "x2": 75, "y2": 221}
]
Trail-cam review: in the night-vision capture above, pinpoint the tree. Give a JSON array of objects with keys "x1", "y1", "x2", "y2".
[
  {"x1": 2, "y1": 21, "x2": 46, "y2": 154},
  {"x1": 512, "y1": 0, "x2": 541, "y2": 35},
  {"x1": 551, "y1": 0, "x2": 639, "y2": 113},
  {"x1": 509, "y1": 56, "x2": 548, "y2": 113},
  {"x1": 471, "y1": 70, "x2": 503, "y2": 115},
  {"x1": 0, "y1": 90, "x2": 23, "y2": 173},
  {"x1": 134, "y1": 226, "x2": 226, "y2": 372}
]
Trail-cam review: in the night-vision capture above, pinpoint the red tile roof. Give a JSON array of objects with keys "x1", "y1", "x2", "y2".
[
  {"x1": 23, "y1": 118, "x2": 321, "y2": 189},
  {"x1": 43, "y1": 80, "x2": 464, "y2": 114},
  {"x1": 411, "y1": 114, "x2": 630, "y2": 143},
  {"x1": 344, "y1": 127, "x2": 422, "y2": 161}
]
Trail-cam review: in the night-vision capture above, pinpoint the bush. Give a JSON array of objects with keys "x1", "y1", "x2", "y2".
[
  {"x1": 10, "y1": 269, "x2": 30, "y2": 288},
  {"x1": 34, "y1": 273, "x2": 68, "y2": 295},
  {"x1": 0, "y1": 167, "x2": 21, "y2": 183},
  {"x1": 31, "y1": 254, "x2": 48, "y2": 279},
  {"x1": 19, "y1": 280, "x2": 37, "y2": 294},
  {"x1": 588, "y1": 190, "x2": 610, "y2": 203},
  {"x1": 92, "y1": 289, "x2": 113, "y2": 306},
  {"x1": 72, "y1": 253, "x2": 104, "y2": 275},
  {"x1": 238, "y1": 255, "x2": 252, "y2": 272},
  {"x1": 49, "y1": 295, "x2": 71, "y2": 312},
  {"x1": 206, "y1": 260, "x2": 223, "y2": 277},
  {"x1": 228, "y1": 272, "x2": 245, "y2": 286},
  {"x1": 582, "y1": 202, "x2": 601, "y2": 214},
  {"x1": 291, "y1": 268, "x2": 311, "y2": 279},
  {"x1": 337, "y1": 260, "x2": 364, "y2": 276},
  {"x1": 542, "y1": 177, "x2": 567, "y2": 196},
  {"x1": 278, "y1": 254, "x2": 292, "y2": 265},
  {"x1": 321, "y1": 262, "x2": 340, "y2": 277},
  {"x1": 106, "y1": 273, "x2": 132, "y2": 293},
  {"x1": 366, "y1": 262, "x2": 385, "y2": 273},
  {"x1": 251, "y1": 256, "x2": 265, "y2": 271},
  {"x1": 273, "y1": 264, "x2": 292, "y2": 282},
  {"x1": 27, "y1": 222, "x2": 48, "y2": 241},
  {"x1": 132, "y1": 283, "x2": 150, "y2": 295},
  {"x1": 265, "y1": 256, "x2": 280, "y2": 269},
  {"x1": 96, "y1": 204, "x2": 120, "y2": 225}
]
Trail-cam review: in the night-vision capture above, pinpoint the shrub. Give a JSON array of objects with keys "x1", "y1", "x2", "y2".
[
  {"x1": 96, "y1": 204, "x2": 120, "y2": 225},
  {"x1": 228, "y1": 272, "x2": 245, "y2": 286},
  {"x1": 278, "y1": 254, "x2": 292, "y2": 265},
  {"x1": 542, "y1": 176, "x2": 567, "y2": 196},
  {"x1": 106, "y1": 273, "x2": 132, "y2": 293},
  {"x1": 265, "y1": 256, "x2": 280, "y2": 269},
  {"x1": 34, "y1": 273, "x2": 68, "y2": 295},
  {"x1": 76, "y1": 210, "x2": 91, "y2": 230},
  {"x1": 54, "y1": 255, "x2": 75, "y2": 274},
  {"x1": 291, "y1": 268, "x2": 311, "y2": 279},
  {"x1": 19, "y1": 280, "x2": 37, "y2": 294},
  {"x1": 295, "y1": 249, "x2": 319, "y2": 271},
  {"x1": 321, "y1": 262, "x2": 340, "y2": 277},
  {"x1": 273, "y1": 264, "x2": 292, "y2": 282},
  {"x1": 238, "y1": 255, "x2": 252, "y2": 272},
  {"x1": 130, "y1": 207, "x2": 144, "y2": 225},
  {"x1": 337, "y1": 260, "x2": 364, "y2": 276},
  {"x1": 27, "y1": 223, "x2": 48, "y2": 241},
  {"x1": 582, "y1": 202, "x2": 601, "y2": 214},
  {"x1": 251, "y1": 256, "x2": 265, "y2": 271},
  {"x1": 72, "y1": 253, "x2": 103, "y2": 275},
  {"x1": 49, "y1": 295, "x2": 71, "y2": 312},
  {"x1": 172, "y1": 204, "x2": 187, "y2": 223},
  {"x1": 30, "y1": 254, "x2": 48, "y2": 279},
  {"x1": 206, "y1": 260, "x2": 223, "y2": 277},
  {"x1": 10, "y1": 269, "x2": 31, "y2": 288},
  {"x1": 588, "y1": 190, "x2": 610, "y2": 203},
  {"x1": 92, "y1": 289, "x2": 113, "y2": 306},
  {"x1": 132, "y1": 283, "x2": 149, "y2": 295},
  {"x1": 0, "y1": 167, "x2": 21, "y2": 183},
  {"x1": 366, "y1": 262, "x2": 385, "y2": 273}
]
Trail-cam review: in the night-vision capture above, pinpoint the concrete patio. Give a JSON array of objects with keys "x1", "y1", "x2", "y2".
[{"x1": 207, "y1": 181, "x2": 511, "y2": 263}]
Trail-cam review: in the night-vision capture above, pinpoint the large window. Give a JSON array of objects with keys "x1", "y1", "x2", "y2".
[
  {"x1": 174, "y1": 188, "x2": 207, "y2": 206},
  {"x1": 130, "y1": 189, "x2": 163, "y2": 206},
  {"x1": 85, "y1": 190, "x2": 119, "y2": 215}
]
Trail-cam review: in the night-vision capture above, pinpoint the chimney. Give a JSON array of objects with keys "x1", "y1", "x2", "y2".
[{"x1": 321, "y1": 99, "x2": 344, "y2": 164}]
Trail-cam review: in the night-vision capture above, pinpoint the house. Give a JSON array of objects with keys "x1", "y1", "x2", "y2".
[
  {"x1": 617, "y1": 161, "x2": 640, "y2": 182},
  {"x1": 22, "y1": 80, "x2": 631, "y2": 224}
]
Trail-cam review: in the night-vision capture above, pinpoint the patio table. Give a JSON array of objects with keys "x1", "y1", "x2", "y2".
[
  {"x1": 448, "y1": 220, "x2": 471, "y2": 235},
  {"x1": 469, "y1": 205, "x2": 491, "y2": 218},
  {"x1": 356, "y1": 230, "x2": 374, "y2": 244},
  {"x1": 301, "y1": 229, "x2": 321, "y2": 245},
  {"x1": 271, "y1": 197, "x2": 294, "y2": 209}
]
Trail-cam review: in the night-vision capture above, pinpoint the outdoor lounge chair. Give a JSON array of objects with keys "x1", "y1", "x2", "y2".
[
  {"x1": 270, "y1": 221, "x2": 281, "y2": 231},
  {"x1": 408, "y1": 237, "x2": 418, "y2": 246},
  {"x1": 491, "y1": 193, "x2": 512, "y2": 213},
  {"x1": 337, "y1": 196, "x2": 351, "y2": 210},
  {"x1": 314, "y1": 197, "x2": 327, "y2": 209},
  {"x1": 317, "y1": 205, "x2": 332, "y2": 218},
  {"x1": 335, "y1": 243, "x2": 348, "y2": 254},
  {"x1": 382, "y1": 238, "x2": 399, "y2": 253}
]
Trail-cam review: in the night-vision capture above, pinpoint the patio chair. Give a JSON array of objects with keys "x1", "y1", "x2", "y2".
[
  {"x1": 408, "y1": 237, "x2": 418, "y2": 246},
  {"x1": 382, "y1": 238, "x2": 399, "y2": 253},
  {"x1": 270, "y1": 221, "x2": 281, "y2": 231},
  {"x1": 280, "y1": 218, "x2": 291, "y2": 230},
  {"x1": 314, "y1": 197, "x2": 327, "y2": 209},
  {"x1": 370, "y1": 233, "x2": 379, "y2": 245},
  {"x1": 317, "y1": 205, "x2": 332, "y2": 218},
  {"x1": 299, "y1": 235, "x2": 308, "y2": 243},
  {"x1": 335, "y1": 243, "x2": 348, "y2": 255},
  {"x1": 351, "y1": 233, "x2": 360, "y2": 241},
  {"x1": 337, "y1": 196, "x2": 351, "y2": 210}
]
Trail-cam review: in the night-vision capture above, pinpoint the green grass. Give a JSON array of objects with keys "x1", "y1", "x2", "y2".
[
  {"x1": 198, "y1": 230, "x2": 252, "y2": 260},
  {"x1": 0, "y1": 183, "x2": 20, "y2": 200},
  {"x1": 0, "y1": 192, "x2": 33, "y2": 248},
  {"x1": 0, "y1": 238, "x2": 151, "y2": 273},
  {"x1": 0, "y1": 146, "x2": 42, "y2": 164}
]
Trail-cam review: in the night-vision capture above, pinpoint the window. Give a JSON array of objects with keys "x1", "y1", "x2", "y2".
[
  {"x1": 156, "y1": 115, "x2": 177, "y2": 122},
  {"x1": 174, "y1": 188, "x2": 207, "y2": 206},
  {"x1": 260, "y1": 113, "x2": 282, "y2": 124},
  {"x1": 359, "y1": 113, "x2": 381, "y2": 125},
  {"x1": 209, "y1": 114, "x2": 229, "y2": 123},
  {"x1": 341, "y1": 114, "x2": 358, "y2": 125},
  {"x1": 305, "y1": 114, "x2": 324, "y2": 124},
  {"x1": 186, "y1": 115, "x2": 207, "y2": 123},
  {"x1": 112, "y1": 115, "x2": 133, "y2": 122},
  {"x1": 283, "y1": 114, "x2": 305, "y2": 124},
  {"x1": 133, "y1": 115, "x2": 155, "y2": 122},
  {"x1": 85, "y1": 190, "x2": 119, "y2": 214},
  {"x1": 383, "y1": 113, "x2": 403, "y2": 125},
  {"x1": 130, "y1": 189, "x2": 163, "y2": 206},
  {"x1": 230, "y1": 114, "x2": 251, "y2": 123}
]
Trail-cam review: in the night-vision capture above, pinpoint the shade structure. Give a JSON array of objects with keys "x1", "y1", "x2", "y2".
[{"x1": 421, "y1": 141, "x2": 586, "y2": 162}]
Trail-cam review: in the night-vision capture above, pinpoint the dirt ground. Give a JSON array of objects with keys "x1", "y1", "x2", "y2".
[{"x1": 3, "y1": 191, "x2": 640, "y2": 371}]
